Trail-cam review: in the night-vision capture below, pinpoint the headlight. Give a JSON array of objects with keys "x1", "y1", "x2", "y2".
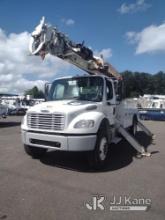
[{"x1": 74, "y1": 120, "x2": 95, "y2": 128}]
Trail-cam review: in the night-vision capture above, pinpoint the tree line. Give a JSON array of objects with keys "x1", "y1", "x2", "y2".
[
  {"x1": 24, "y1": 86, "x2": 45, "y2": 98},
  {"x1": 24, "y1": 71, "x2": 165, "y2": 98},
  {"x1": 122, "y1": 71, "x2": 165, "y2": 98}
]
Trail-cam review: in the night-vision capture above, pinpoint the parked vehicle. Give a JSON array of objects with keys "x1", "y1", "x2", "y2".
[
  {"x1": 21, "y1": 18, "x2": 152, "y2": 169},
  {"x1": 138, "y1": 97, "x2": 165, "y2": 120},
  {"x1": 0, "y1": 101, "x2": 8, "y2": 119}
]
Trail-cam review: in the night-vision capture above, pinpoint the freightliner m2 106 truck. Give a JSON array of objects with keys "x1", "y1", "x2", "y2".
[{"x1": 21, "y1": 18, "x2": 153, "y2": 169}]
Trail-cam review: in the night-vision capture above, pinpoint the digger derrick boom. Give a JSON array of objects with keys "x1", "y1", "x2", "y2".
[{"x1": 29, "y1": 17, "x2": 121, "y2": 80}]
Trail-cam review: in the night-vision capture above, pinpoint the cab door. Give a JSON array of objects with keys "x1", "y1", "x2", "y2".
[{"x1": 103, "y1": 79, "x2": 116, "y2": 125}]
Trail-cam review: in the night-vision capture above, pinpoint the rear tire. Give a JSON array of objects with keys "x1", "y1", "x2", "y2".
[
  {"x1": 24, "y1": 145, "x2": 47, "y2": 158},
  {"x1": 88, "y1": 127, "x2": 109, "y2": 170},
  {"x1": 130, "y1": 117, "x2": 137, "y2": 136}
]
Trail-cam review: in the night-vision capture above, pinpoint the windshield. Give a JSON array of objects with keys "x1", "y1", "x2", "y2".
[{"x1": 49, "y1": 77, "x2": 103, "y2": 102}]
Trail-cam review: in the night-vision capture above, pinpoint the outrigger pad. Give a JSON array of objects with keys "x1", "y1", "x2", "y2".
[{"x1": 136, "y1": 151, "x2": 151, "y2": 158}]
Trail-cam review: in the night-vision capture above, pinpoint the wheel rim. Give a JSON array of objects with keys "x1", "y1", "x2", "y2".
[{"x1": 99, "y1": 137, "x2": 108, "y2": 161}]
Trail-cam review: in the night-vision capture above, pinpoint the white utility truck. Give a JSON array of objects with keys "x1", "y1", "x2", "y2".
[{"x1": 21, "y1": 18, "x2": 153, "y2": 168}]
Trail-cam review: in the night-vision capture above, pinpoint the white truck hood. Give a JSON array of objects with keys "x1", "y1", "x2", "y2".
[{"x1": 27, "y1": 100, "x2": 98, "y2": 114}]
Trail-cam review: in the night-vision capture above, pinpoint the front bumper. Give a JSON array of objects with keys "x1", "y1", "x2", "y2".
[{"x1": 21, "y1": 130, "x2": 96, "y2": 151}]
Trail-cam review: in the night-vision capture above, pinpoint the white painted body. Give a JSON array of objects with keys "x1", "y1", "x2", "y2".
[
  {"x1": 21, "y1": 75, "x2": 138, "y2": 151},
  {"x1": 147, "y1": 99, "x2": 165, "y2": 109},
  {"x1": 138, "y1": 94, "x2": 165, "y2": 109}
]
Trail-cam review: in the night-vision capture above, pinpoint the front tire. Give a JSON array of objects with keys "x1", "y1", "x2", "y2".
[
  {"x1": 24, "y1": 145, "x2": 47, "y2": 158},
  {"x1": 88, "y1": 128, "x2": 109, "y2": 169}
]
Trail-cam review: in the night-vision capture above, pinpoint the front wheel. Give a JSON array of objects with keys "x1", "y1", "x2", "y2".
[
  {"x1": 24, "y1": 145, "x2": 47, "y2": 158},
  {"x1": 88, "y1": 129, "x2": 109, "y2": 170}
]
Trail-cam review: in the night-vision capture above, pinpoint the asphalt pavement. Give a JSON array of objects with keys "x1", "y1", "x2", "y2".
[{"x1": 0, "y1": 116, "x2": 165, "y2": 220}]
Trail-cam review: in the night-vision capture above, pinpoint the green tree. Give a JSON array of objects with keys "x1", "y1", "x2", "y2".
[
  {"x1": 24, "y1": 86, "x2": 45, "y2": 98},
  {"x1": 121, "y1": 71, "x2": 165, "y2": 98}
]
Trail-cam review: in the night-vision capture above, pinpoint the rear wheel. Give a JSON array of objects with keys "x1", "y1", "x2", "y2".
[
  {"x1": 130, "y1": 117, "x2": 137, "y2": 136},
  {"x1": 24, "y1": 145, "x2": 47, "y2": 158},
  {"x1": 88, "y1": 127, "x2": 109, "y2": 170}
]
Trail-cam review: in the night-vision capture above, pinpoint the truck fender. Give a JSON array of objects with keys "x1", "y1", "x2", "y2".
[{"x1": 97, "y1": 118, "x2": 112, "y2": 144}]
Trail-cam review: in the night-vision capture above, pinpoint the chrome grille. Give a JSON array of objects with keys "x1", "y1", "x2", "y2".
[{"x1": 27, "y1": 113, "x2": 65, "y2": 130}]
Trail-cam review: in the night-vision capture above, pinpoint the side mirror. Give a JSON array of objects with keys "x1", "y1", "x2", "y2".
[{"x1": 44, "y1": 83, "x2": 52, "y2": 100}]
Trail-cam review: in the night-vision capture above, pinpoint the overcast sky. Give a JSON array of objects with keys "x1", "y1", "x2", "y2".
[{"x1": 0, "y1": 0, "x2": 165, "y2": 94}]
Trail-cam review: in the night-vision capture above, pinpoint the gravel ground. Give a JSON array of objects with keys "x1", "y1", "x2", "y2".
[{"x1": 0, "y1": 116, "x2": 165, "y2": 220}]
